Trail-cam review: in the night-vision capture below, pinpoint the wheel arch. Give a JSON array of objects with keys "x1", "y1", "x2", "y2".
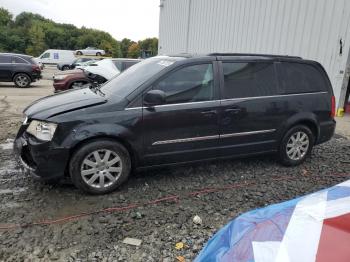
[
  {"x1": 69, "y1": 79, "x2": 90, "y2": 89},
  {"x1": 68, "y1": 135, "x2": 138, "y2": 172},
  {"x1": 12, "y1": 72, "x2": 31, "y2": 81},
  {"x1": 279, "y1": 113, "x2": 320, "y2": 143}
]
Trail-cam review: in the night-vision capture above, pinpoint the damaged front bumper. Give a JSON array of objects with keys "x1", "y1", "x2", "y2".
[{"x1": 14, "y1": 132, "x2": 70, "y2": 180}]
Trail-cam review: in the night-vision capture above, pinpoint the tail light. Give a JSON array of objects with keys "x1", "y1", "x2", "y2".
[
  {"x1": 330, "y1": 95, "x2": 336, "y2": 118},
  {"x1": 32, "y1": 64, "x2": 41, "y2": 72}
]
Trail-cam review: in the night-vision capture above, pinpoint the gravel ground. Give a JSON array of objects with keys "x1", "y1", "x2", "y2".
[{"x1": 0, "y1": 135, "x2": 349, "y2": 261}]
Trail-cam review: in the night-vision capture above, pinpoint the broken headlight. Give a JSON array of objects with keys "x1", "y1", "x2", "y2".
[{"x1": 26, "y1": 120, "x2": 57, "y2": 141}]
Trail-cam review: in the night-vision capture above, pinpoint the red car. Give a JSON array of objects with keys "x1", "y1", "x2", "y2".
[{"x1": 53, "y1": 70, "x2": 88, "y2": 92}]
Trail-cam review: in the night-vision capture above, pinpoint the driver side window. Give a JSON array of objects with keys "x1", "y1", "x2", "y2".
[
  {"x1": 41, "y1": 53, "x2": 50, "y2": 59},
  {"x1": 154, "y1": 63, "x2": 214, "y2": 104}
]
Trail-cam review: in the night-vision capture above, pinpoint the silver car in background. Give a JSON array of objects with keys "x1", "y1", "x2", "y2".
[{"x1": 75, "y1": 47, "x2": 106, "y2": 56}]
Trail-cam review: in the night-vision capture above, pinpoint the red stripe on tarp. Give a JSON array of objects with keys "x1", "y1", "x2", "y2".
[{"x1": 316, "y1": 213, "x2": 350, "y2": 262}]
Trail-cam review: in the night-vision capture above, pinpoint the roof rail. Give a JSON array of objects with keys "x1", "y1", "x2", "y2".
[{"x1": 207, "y1": 53, "x2": 302, "y2": 59}]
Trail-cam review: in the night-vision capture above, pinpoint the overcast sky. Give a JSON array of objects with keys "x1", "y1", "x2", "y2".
[{"x1": 0, "y1": 0, "x2": 160, "y2": 41}]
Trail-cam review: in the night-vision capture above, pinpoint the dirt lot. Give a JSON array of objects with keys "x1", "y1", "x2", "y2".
[{"x1": 0, "y1": 70, "x2": 350, "y2": 261}]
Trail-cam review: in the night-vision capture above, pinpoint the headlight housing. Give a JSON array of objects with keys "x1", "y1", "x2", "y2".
[
  {"x1": 26, "y1": 120, "x2": 57, "y2": 141},
  {"x1": 54, "y1": 74, "x2": 68, "y2": 80}
]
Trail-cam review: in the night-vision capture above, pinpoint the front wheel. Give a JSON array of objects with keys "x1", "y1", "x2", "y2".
[
  {"x1": 69, "y1": 140, "x2": 131, "y2": 194},
  {"x1": 278, "y1": 125, "x2": 314, "y2": 166},
  {"x1": 70, "y1": 81, "x2": 87, "y2": 90},
  {"x1": 96, "y1": 52, "x2": 102, "y2": 56},
  {"x1": 14, "y1": 73, "x2": 31, "y2": 88},
  {"x1": 76, "y1": 51, "x2": 83, "y2": 55}
]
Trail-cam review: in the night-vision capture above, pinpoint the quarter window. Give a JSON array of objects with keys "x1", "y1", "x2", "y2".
[
  {"x1": 279, "y1": 62, "x2": 328, "y2": 94},
  {"x1": 222, "y1": 62, "x2": 278, "y2": 99},
  {"x1": 154, "y1": 64, "x2": 214, "y2": 104},
  {"x1": 12, "y1": 57, "x2": 27, "y2": 64}
]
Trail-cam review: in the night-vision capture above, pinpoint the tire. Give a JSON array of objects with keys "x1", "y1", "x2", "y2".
[
  {"x1": 62, "y1": 65, "x2": 70, "y2": 71},
  {"x1": 278, "y1": 125, "x2": 315, "y2": 166},
  {"x1": 69, "y1": 139, "x2": 131, "y2": 194},
  {"x1": 76, "y1": 51, "x2": 83, "y2": 55},
  {"x1": 70, "y1": 81, "x2": 87, "y2": 90},
  {"x1": 13, "y1": 73, "x2": 31, "y2": 88},
  {"x1": 96, "y1": 52, "x2": 102, "y2": 56}
]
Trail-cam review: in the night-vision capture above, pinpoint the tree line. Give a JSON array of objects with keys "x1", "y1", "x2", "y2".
[{"x1": 0, "y1": 8, "x2": 158, "y2": 58}]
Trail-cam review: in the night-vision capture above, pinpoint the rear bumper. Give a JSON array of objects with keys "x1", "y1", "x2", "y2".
[
  {"x1": 31, "y1": 72, "x2": 42, "y2": 81},
  {"x1": 317, "y1": 119, "x2": 336, "y2": 144},
  {"x1": 14, "y1": 132, "x2": 69, "y2": 180}
]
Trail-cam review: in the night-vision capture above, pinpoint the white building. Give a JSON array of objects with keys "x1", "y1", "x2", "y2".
[{"x1": 158, "y1": 0, "x2": 350, "y2": 111}]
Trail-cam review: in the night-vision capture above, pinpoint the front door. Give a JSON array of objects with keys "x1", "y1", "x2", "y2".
[
  {"x1": 218, "y1": 61, "x2": 283, "y2": 155},
  {"x1": 141, "y1": 62, "x2": 221, "y2": 166}
]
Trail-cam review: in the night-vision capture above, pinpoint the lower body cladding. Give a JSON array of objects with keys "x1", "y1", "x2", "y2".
[{"x1": 14, "y1": 133, "x2": 69, "y2": 180}]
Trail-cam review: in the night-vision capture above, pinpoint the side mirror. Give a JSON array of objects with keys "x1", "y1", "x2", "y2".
[{"x1": 144, "y1": 90, "x2": 166, "y2": 106}]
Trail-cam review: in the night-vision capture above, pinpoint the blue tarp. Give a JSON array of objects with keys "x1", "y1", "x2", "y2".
[{"x1": 195, "y1": 180, "x2": 350, "y2": 262}]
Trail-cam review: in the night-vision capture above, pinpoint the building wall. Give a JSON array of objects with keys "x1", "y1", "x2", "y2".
[{"x1": 158, "y1": 0, "x2": 350, "y2": 109}]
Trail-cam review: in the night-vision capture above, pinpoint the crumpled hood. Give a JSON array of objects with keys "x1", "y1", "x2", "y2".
[{"x1": 24, "y1": 88, "x2": 107, "y2": 120}]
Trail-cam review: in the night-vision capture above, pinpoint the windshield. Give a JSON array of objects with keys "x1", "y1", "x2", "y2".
[{"x1": 100, "y1": 56, "x2": 183, "y2": 97}]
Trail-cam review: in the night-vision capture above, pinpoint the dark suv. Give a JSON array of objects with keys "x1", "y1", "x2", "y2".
[
  {"x1": 0, "y1": 53, "x2": 41, "y2": 87},
  {"x1": 14, "y1": 54, "x2": 336, "y2": 194}
]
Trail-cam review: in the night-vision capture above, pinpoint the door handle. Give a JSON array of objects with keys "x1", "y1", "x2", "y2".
[
  {"x1": 201, "y1": 110, "x2": 217, "y2": 116},
  {"x1": 225, "y1": 108, "x2": 242, "y2": 114}
]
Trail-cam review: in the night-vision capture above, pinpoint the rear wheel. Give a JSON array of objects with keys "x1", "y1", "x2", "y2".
[
  {"x1": 14, "y1": 73, "x2": 31, "y2": 88},
  {"x1": 278, "y1": 125, "x2": 314, "y2": 166},
  {"x1": 69, "y1": 140, "x2": 131, "y2": 194}
]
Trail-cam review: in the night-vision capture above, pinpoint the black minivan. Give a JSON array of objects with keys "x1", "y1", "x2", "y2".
[{"x1": 14, "y1": 54, "x2": 336, "y2": 194}]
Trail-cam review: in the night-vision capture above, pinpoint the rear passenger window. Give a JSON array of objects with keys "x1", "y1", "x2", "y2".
[
  {"x1": 0, "y1": 55, "x2": 12, "y2": 63},
  {"x1": 279, "y1": 62, "x2": 327, "y2": 94},
  {"x1": 222, "y1": 62, "x2": 277, "y2": 99}
]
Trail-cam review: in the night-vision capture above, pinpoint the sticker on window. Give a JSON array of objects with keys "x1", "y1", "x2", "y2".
[
  {"x1": 157, "y1": 60, "x2": 174, "y2": 67},
  {"x1": 54, "y1": 53, "x2": 59, "y2": 59}
]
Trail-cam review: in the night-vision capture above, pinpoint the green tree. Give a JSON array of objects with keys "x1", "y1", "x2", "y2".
[
  {"x1": 25, "y1": 21, "x2": 46, "y2": 56},
  {"x1": 127, "y1": 42, "x2": 140, "y2": 58},
  {"x1": 0, "y1": 8, "x2": 158, "y2": 58},
  {"x1": 120, "y1": 38, "x2": 133, "y2": 58},
  {"x1": 139, "y1": 37, "x2": 158, "y2": 56},
  {"x1": 0, "y1": 8, "x2": 12, "y2": 26}
]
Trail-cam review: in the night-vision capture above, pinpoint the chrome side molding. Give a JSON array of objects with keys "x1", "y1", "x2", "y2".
[
  {"x1": 152, "y1": 134, "x2": 219, "y2": 145},
  {"x1": 152, "y1": 129, "x2": 276, "y2": 145},
  {"x1": 220, "y1": 129, "x2": 276, "y2": 138}
]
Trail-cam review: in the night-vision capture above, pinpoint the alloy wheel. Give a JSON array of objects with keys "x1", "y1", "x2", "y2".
[
  {"x1": 16, "y1": 75, "x2": 29, "y2": 87},
  {"x1": 286, "y1": 131, "x2": 310, "y2": 161},
  {"x1": 80, "y1": 149, "x2": 123, "y2": 188}
]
